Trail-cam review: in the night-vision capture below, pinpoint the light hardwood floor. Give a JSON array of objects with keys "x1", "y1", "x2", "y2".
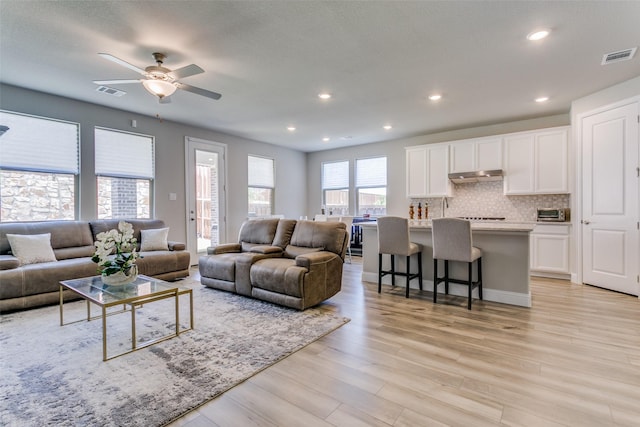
[{"x1": 168, "y1": 258, "x2": 640, "y2": 427}]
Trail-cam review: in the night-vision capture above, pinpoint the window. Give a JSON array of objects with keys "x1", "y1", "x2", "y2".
[
  {"x1": 248, "y1": 155, "x2": 274, "y2": 217},
  {"x1": 0, "y1": 111, "x2": 79, "y2": 221},
  {"x1": 95, "y1": 128, "x2": 154, "y2": 219},
  {"x1": 356, "y1": 156, "x2": 387, "y2": 216},
  {"x1": 322, "y1": 160, "x2": 349, "y2": 215}
]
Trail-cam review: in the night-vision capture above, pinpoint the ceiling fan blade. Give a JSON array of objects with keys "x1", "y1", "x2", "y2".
[
  {"x1": 98, "y1": 53, "x2": 146, "y2": 75},
  {"x1": 167, "y1": 64, "x2": 204, "y2": 80},
  {"x1": 176, "y1": 83, "x2": 222, "y2": 100},
  {"x1": 93, "y1": 79, "x2": 141, "y2": 85},
  {"x1": 159, "y1": 96, "x2": 172, "y2": 104}
]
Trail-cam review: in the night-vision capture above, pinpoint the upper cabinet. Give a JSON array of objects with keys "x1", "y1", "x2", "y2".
[
  {"x1": 503, "y1": 126, "x2": 569, "y2": 195},
  {"x1": 406, "y1": 143, "x2": 452, "y2": 198},
  {"x1": 450, "y1": 137, "x2": 502, "y2": 173}
]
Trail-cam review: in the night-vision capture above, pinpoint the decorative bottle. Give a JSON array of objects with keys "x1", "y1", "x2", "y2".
[
  {"x1": 417, "y1": 202, "x2": 422, "y2": 220},
  {"x1": 409, "y1": 203, "x2": 414, "y2": 219}
]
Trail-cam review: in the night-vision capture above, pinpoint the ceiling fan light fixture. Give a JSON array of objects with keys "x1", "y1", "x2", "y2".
[{"x1": 142, "y1": 79, "x2": 177, "y2": 98}]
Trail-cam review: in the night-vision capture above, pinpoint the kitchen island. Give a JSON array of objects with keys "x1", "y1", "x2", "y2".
[{"x1": 360, "y1": 221, "x2": 535, "y2": 307}]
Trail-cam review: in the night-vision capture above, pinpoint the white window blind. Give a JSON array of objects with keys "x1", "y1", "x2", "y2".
[
  {"x1": 0, "y1": 110, "x2": 79, "y2": 174},
  {"x1": 356, "y1": 157, "x2": 387, "y2": 187},
  {"x1": 248, "y1": 155, "x2": 274, "y2": 188},
  {"x1": 322, "y1": 160, "x2": 349, "y2": 189},
  {"x1": 95, "y1": 128, "x2": 154, "y2": 179}
]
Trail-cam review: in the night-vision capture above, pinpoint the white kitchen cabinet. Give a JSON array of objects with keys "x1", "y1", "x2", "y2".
[
  {"x1": 405, "y1": 143, "x2": 451, "y2": 198},
  {"x1": 530, "y1": 224, "x2": 571, "y2": 278},
  {"x1": 504, "y1": 127, "x2": 569, "y2": 195},
  {"x1": 406, "y1": 146, "x2": 428, "y2": 197},
  {"x1": 450, "y1": 137, "x2": 502, "y2": 173}
]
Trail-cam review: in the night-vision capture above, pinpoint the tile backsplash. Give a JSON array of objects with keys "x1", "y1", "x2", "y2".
[{"x1": 413, "y1": 181, "x2": 570, "y2": 222}]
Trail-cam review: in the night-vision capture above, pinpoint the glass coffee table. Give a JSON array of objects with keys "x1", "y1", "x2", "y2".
[{"x1": 60, "y1": 274, "x2": 193, "y2": 361}]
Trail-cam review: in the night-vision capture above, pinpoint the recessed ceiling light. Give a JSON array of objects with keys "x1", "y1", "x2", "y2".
[
  {"x1": 318, "y1": 93, "x2": 331, "y2": 100},
  {"x1": 287, "y1": 126, "x2": 296, "y2": 131},
  {"x1": 535, "y1": 96, "x2": 549, "y2": 103},
  {"x1": 383, "y1": 125, "x2": 392, "y2": 130},
  {"x1": 527, "y1": 29, "x2": 550, "y2": 41},
  {"x1": 322, "y1": 137, "x2": 330, "y2": 142},
  {"x1": 428, "y1": 94, "x2": 442, "y2": 101}
]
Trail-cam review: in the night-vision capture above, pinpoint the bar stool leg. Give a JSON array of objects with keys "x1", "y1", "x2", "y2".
[
  {"x1": 391, "y1": 254, "x2": 396, "y2": 287},
  {"x1": 378, "y1": 253, "x2": 383, "y2": 293},
  {"x1": 478, "y1": 257, "x2": 483, "y2": 300},
  {"x1": 433, "y1": 258, "x2": 438, "y2": 303},
  {"x1": 418, "y1": 252, "x2": 423, "y2": 291},
  {"x1": 444, "y1": 260, "x2": 450, "y2": 295},
  {"x1": 405, "y1": 255, "x2": 411, "y2": 298},
  {"x1": 468, "y1": 262, "x2": 473, "y2": 310}
]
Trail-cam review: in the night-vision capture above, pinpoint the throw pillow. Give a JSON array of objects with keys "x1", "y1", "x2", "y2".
[
  {"x1": 6, "y1": 233, "x2": 57, "y2": 265},
  {"x1": 140, "y1": 227, "x2": 169, "y2": 251}
]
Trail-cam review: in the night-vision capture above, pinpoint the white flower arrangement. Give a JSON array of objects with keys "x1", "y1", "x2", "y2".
[{"x1": 91, "y1": 221, "x2": 140, "y2": 276}]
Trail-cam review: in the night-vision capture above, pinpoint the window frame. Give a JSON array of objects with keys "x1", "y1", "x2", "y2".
[
  {"x1": 321, "y1": 160, "x2": 350, "y2": 215},
  {"x1": 0, "y1": 110, "x2": 80, "y2": 222},
  {"x1": 355, "y1": 156, "x2": 387, "y2": 217},
  {"x1": 94, "y1": 126, "x2": 155, "y2": 219},
  {"x1": 247, "y1": 154, "x2": 275, "y2": 217}
]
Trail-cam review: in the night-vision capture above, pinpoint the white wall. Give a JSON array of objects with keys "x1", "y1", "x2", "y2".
[
  {"x1": 306, "y1": 114, "x2": 570, "y2": 218},
  {"x1": 0, "y1": 84, "x2": 307, "y2": 243}
]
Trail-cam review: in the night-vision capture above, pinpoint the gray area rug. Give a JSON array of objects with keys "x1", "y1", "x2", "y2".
[{"x1": 0, "y1": 276, "x2": 349, "y2": 426}]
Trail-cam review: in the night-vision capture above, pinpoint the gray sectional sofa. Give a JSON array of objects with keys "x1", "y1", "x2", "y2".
[
  {"x1": 199, "y1": 218, "x2": 349, "y2": 310},
  {"x1": 0, "y1": 219, "x2": 190, "y2": 312}
]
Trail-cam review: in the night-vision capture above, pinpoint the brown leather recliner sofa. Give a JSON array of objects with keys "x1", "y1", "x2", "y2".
[
  {"x1": 0, "y1": 219, "x2": 190, "y2": 312},
  {"x1": 198, "y1": 218, "x2": 349, "y2": 310}
]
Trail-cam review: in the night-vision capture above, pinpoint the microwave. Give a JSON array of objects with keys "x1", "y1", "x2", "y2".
[{"x1": 537, "y1": 208, "x2": 570, "y2": 222}]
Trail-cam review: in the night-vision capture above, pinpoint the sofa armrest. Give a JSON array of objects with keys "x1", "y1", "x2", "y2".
[
  {"x1": 295, "y1": 251, "x2": 338, "y2": 269},
  {"x1": 0, "y1": 255, "x2": 20, "y2": 270},
  {"x1": 249, "y1": 245, "x2": 283, "y2": 255},
  {"x1": 168, "y1": 241, "x2": 186, "y2": 251},
  {"x1": 207, "y1": 243, "x2": 242, "y2": 255}
]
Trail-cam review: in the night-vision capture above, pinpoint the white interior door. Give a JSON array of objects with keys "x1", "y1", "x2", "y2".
[
  {"x1": 581, "y1": 101, "x2": 639, "y2": 295},
  {"x1": 185, "y1": 137, "x2": 226, "y2": 264}
]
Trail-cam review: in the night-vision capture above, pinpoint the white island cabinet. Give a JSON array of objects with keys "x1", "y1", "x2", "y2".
[
  {"x1": 530, "y1": 223, "x2": 571, "y2": 278},
  {"x1": 360, "y1": 221, "x2": 534, "y2": 307},
  {"x1": 503, "y1": 126, "x2": 569, "y2": 195},
  {"x1": 406, "y1": 143, "x2": 451, "y2": 198}
]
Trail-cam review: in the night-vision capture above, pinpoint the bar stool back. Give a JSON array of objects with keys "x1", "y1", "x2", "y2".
[
  {"x1": 431, "y1": 218, "x2": 483, "y2": 309},
  {"x1": 377, "y1": 216, "x2": 423, "y2": 298}
]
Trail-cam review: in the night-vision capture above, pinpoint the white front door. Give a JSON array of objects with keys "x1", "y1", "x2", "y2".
[
  {"x1": 581, "y1": 101, "x2": 639, "y2": 295},
  {"x1": 185, "y1": 137, "x2": 226, "y2": 264}
]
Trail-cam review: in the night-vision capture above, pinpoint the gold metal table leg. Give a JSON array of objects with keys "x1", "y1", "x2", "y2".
[
  {"x1": 59, "y1": 285, "x2": 64, "y2": 326},
  {"x1": 132, "y1": 303, "x2": 137, "y2": 350},
  {"x1": 102, "y1": 306, "x2": 107, "y2": 361}
]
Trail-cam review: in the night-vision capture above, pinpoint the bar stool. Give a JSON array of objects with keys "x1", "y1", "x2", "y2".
[
  {"x1": 377, "y1": 216, "x2": 423, "y2": 298},
  {"x1": 431, "y1": 218, "x2": 483, "y2": 309}
]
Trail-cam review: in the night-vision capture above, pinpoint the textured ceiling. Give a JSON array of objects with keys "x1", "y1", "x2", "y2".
[{"x1": 1, "y1": 1, "x2": 639, "y2": 152}]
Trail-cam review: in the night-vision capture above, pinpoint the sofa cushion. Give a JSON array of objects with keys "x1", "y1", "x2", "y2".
[
  {"x1": 0, "y1": 221, "x2": 94, "y2": 256},
  {"x1": 6, "y1": 233, "x2": 57, "y2": 265},
  {"x1": 140, "y1": 227, "x2": 169, "y2": 251},
  {"x1": 238, "y1": 219, "x2": 279, "y2": 246},
  {"x1": 199, "y1": 252, "x2": 238, "y2": 282},
  {"x1": 89, "y1": 219, "x2": 167, "y2": 251},
  {"x1": 250, "y1": 258, "x2": 306, "y2": 298},
  {"x1": 272, "y1": 219, "x2": 297, "y2": 249}
]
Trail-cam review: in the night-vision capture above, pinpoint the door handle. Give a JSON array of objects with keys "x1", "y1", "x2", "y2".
[{"x1": 581, "y1": 220, "x2": 590, "y2": 225}]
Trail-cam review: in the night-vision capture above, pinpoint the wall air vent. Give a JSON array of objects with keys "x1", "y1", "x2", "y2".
[
  {"x1": 601, "y1": 47, "x2": 637, "y2": 65},
  {"x1": 96, "y1": 86, "x2": 126, "y2": 97}
]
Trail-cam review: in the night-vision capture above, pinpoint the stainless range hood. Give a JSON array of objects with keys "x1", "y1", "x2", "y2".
[{"x1": 448, "y1": 169, "x2": 503, "y2": 184}]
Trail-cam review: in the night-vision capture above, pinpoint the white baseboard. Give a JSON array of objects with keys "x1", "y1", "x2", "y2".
[{"x1": 361, "y1": 272, "x2": 532, "y2": 308}]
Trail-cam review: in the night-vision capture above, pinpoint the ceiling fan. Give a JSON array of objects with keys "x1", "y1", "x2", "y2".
[{"x1": 93, "y1": 52, "x2": 221, "y2": 103}]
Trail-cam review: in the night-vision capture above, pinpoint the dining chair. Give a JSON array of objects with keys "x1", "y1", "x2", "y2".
[
  {"x1": 431, "y1": 218, "x2": 483, "y2": 309},
  {"x1": 377, "y1": 216, "x2": 423, "y2": 298},
  {"x1": 339, "y1": 216, "x2": 354, "y2": 263}
]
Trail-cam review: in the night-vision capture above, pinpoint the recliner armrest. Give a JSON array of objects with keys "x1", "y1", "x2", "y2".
[
  {"x1": 249, "y1": 245, "x2": 283, "y2": 255},
  {"x1": 168, "y1": 241, "x2": 186, "y2": 251},
  {"x1": 295, "y1": 251, "x2": 338, "y2": 269},
  {"x1": 0, "y1": 255, "x2": 20, "y2": 270},
  {"x1": 207, "y1": 243, "x2": 242, "y2": 255}
]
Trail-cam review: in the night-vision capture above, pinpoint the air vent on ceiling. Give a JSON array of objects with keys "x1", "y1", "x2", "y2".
[
  {"x1": 96, "y1": 85, "x2": 126, "y2": 97},
  {"x1": 601, "y1": 47, "x2": 637, "y2": 65}
]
